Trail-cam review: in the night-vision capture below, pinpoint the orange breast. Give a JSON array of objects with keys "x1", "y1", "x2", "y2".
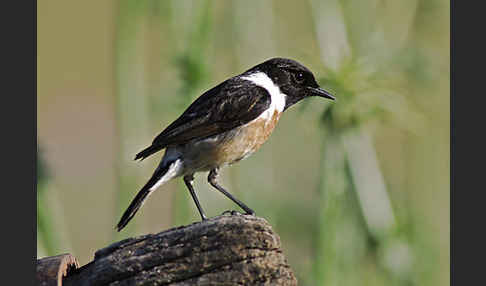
[
  {"x1": 214, "y1": 110, "x2": 282, "y2": 165},
  {"x1": 177, "y1": 110, "x2": 282, "y2": 172}
]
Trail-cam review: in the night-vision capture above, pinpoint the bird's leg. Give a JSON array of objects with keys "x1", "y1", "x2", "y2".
[
  {"x1": 208, "y1": 168, "x2": 255, "y2": 216},
  {"x1": 183, "y1": 174, "x2": 207, "y2": 221}
]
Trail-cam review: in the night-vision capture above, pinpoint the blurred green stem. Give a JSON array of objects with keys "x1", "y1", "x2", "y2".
[
  {"x1": 343, "y1": 129, "x2": 395, "y2": 237},
  {"x1": 309, "y1": 0, "x2": 351, "y2": 71},
  {"x1": 37, "y1": 184, "x2": 59, "y2": 256},
  {"x1": 114, "y1": 0, "x2": 150, "y2": 238},
  {"x1": 313, "y1": 131, "x2": 348, "y2": 286}
]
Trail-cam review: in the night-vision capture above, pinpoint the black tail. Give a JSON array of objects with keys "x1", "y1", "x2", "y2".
[
  {"x1": 134, "y1": 145, "x2": 162, "y2": 161},
  {"x1": 116, "y1": 164, "x2": 171, "y2": 231}
]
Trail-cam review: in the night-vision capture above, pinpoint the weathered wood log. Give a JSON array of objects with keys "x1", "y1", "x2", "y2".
[
  {"x1": 63, "y1": 214, "x2": 297, "y2": 285},
  {"x1": 37, "y1": 253, "x2": 80, "y2": 286}
]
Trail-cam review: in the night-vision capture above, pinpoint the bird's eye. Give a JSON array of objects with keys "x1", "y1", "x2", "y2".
[{"x1": 294, "y1": 72, "x2": 305, "y2": 84}]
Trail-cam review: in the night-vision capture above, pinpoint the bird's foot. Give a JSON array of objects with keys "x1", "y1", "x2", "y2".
[
  {"x1": 221, "y1": 210, "x2": 243, "y2": 216},
  {"x1": 221, "y1": 210, "x2": 256, "y2": 216}
]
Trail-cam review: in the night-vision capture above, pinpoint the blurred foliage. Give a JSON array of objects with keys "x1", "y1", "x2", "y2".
[
  {"x1": 174, "y1": 0, "x2": 212, "y2": 106},
  {"x1": 303, "y1": 0, "x2": 445, "y2": 285}
]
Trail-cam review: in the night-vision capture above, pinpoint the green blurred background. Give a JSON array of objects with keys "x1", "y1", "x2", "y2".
[{"x1": 37, "y1": 0, "x2": 449, "y2": 285}]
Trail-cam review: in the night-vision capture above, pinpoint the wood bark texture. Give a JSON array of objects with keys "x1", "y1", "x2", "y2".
[{"x1": 62, "y1": 215, "x2": 297, "y2": 286}]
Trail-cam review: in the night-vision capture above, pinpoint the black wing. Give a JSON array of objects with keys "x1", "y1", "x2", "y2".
[{"x1": 135, "y1": 77, "x2": 271, "y2": 160}]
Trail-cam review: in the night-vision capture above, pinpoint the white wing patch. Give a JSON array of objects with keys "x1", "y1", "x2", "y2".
[{"x1": 241, "y1": 72, "x2": 286, "y2": 120}]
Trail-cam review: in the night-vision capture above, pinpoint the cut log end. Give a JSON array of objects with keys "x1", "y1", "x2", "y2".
[
  {"x1": 37, "y1": 253, "x2": 80, "y2": 286},
  {"x1": 60, "y1": 214, "x2": 297, "y2": 286}
]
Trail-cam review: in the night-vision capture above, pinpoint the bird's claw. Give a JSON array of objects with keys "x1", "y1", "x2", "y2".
[
  {"x1": 221, "y1": 210, "x2": 255, "y2": 216},
  {"x1": 221, "y1": 210, "x2": 240, "y2": 216}
]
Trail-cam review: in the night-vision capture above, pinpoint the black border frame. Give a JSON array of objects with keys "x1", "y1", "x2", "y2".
[{"x1": 4, "y1": 1, "x2": 36, "y2": 285}]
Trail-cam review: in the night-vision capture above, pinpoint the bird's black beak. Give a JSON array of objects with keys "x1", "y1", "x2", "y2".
[{"x1": 307, "y1": 87, "x2": 335, "y2": 100}]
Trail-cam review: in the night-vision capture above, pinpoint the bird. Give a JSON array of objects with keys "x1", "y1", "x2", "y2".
[{"x1": 116, "y1": 57, "x2": 335, "y2": 231}]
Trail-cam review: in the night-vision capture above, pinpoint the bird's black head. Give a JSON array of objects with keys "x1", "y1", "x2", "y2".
[{"x1": 244, "y1": 57, "x2": 335, "y2": 111}]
